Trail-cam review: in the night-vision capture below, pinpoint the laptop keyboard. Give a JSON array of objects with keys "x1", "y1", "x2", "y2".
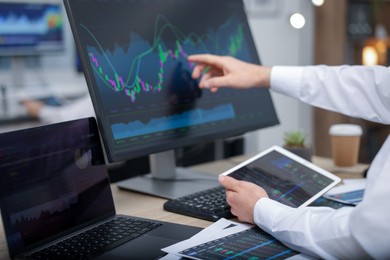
[
  {"x1": 27, "y1": 216, "x2": 162, "y2": 259},
  {"x1": 163, "y1": 186, "x2": 233, "y2": 222}
]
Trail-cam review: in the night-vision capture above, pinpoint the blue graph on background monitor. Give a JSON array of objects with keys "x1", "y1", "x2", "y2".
[{"x1": 0, "y1": 2, "x2": 63, "y2": 56}]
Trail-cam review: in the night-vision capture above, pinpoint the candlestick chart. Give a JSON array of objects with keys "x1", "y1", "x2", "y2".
[
  {"x1": 86, "y1": 17, "x2": 245, "y2": 104},
  {"x1": 83, "y1": 14, "x2": 249, "y2": 105},
  {"x1": 81, "y1": 13, "x2": 257, "y2": 142}
]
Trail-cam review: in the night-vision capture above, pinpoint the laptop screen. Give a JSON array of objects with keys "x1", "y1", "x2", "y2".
[{"x1": 0, "y1": 118, "x2": 116, "y2": 258}]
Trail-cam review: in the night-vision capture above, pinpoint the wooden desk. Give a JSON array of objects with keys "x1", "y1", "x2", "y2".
[
  {"x1": 311, "y1": 157, "x2": 367, "y2": 180},
  {"x1": 0, "y1": 156, "x2": 367, "y2": 259}
]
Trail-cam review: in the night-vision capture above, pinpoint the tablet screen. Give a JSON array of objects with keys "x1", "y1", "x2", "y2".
[
  {"x1": 221, "y1": 146, "x2": 340, "y2": 207},
  {"x1": 325, "y1": 189, "x2": 364, "y2": 205}
]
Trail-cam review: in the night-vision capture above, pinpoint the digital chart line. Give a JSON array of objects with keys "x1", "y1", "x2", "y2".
[{"x1": 81, "y1": 14, "x2": 246, "y2": 104}]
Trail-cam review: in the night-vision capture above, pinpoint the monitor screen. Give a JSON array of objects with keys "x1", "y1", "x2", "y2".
[
  {"x1": 0, "y1": 0, "x2": 64, "y2": 56},
  {"x1": 65, "y1": 0, "x2": 279, "y2": 163},
  {"x1": 65, "y1": 0, "x2": 279, "y2": 199}
]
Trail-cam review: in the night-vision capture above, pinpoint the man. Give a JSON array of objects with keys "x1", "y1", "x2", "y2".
[
  {"x1": 188, "y1": 54, "x2": 390, "y2": 259},
  {"x1": 22, "y1": 94, "x2": 94, "y2": 123}
]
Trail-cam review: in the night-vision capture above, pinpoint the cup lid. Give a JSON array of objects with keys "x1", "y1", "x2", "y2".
[{"x1": 329, "y1": 124, "x2": 363, "y2": 136}]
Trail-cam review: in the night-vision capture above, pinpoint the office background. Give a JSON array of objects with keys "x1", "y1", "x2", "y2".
[{"x1": 0, "y1": 0, "x2": 389, "y2": 166}]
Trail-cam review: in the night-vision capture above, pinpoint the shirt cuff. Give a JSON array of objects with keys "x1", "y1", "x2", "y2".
[
  {"x1": 270, "y1": 66, "x2": 304, "y2": 99},
  {"x1": 39, "y1": 106, "x2": 59, "y2": 123},
  {"x1": 253, "y1": 198, "x2": 291, "y2": 233}
]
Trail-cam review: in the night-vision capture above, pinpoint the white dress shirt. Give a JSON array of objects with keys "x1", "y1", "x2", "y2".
[
  {"x1": 253, "y1": 65, "x2": 390, "y2": 259},
  {"x1": 39, "y1": 94, "x2": 95, "y2": 123}
]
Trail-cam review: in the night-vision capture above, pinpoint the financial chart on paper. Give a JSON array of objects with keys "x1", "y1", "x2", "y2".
[{"x1": 179, "y1": 227, "x2": 298, "y2": 260}]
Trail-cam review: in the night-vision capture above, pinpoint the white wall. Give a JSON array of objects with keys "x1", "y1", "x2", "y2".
[{"x1": 244, "y1": 0, "x2": 315, "y2": 154}]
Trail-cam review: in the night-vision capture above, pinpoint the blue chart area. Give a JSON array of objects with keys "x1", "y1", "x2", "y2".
[
  {"x1": 112, "y1": 103, "x2": 235, "y2": 140},
  {"x1": 180, "y1": 227, "x2": 297, "y2": 260},
  {"x1": 0, "y1": 3, "x2": 62, "y2": 45}
]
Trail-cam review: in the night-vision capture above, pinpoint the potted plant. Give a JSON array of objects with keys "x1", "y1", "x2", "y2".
[{"x1": 283, "y1": 130, "x2": 312, "y2": 162}]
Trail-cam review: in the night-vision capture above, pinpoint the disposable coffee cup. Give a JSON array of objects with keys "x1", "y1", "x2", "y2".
[{"x1": 329, "y1": 124, "x2": 363, "y2": 167}]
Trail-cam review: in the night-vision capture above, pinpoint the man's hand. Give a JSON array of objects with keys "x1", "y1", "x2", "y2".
[
  {"x1": 21, "y1": 100, "x2": 44, "y2": 118},
  {"x1": 188, "y1": 54, "x2": 271, "y2": 92},
  {"x1": 219, "y1": 175, "x2": 269, "y2": 224}
]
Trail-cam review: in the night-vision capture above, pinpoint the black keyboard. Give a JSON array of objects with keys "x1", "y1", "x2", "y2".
[
  {"x1": 163, "y1": 186, "x2": 350, "y2": 222},
  {"x1": 27, "y1": 216, "x2": 162, "y2": 259},
  {"x1": 163, "y1": 186, "x2": 233, "y2": 222}
]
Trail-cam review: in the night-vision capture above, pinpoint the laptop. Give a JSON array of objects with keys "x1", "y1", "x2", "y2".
[{"x1": 0, "y1": 117, "x2": 200, "y2": 259}]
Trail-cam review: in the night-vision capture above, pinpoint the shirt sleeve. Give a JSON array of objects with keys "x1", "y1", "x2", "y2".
[
  {"x1": 262, "y1": 64, "x2": 390, "y2": 259},
  {"x1": 253, "y1": 198, "x2": 370, "y2": 259},
  {"x1": 270, "y1": 65, "x2": 390, "y2": 124},
  {"x1": 39, "y1": 94, "x2": 95, "y2": 123}
]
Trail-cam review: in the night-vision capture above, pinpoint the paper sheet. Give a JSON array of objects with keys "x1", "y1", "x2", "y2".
[
  {"x1": 160, "y1": 218, "x2": 311, "y2": 260},
  {"x1": 161, "y1": 218, "x2": 252, "y2": 259}
]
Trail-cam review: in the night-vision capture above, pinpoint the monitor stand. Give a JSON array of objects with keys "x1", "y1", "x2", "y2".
[{"x1": 116, "y1": 150, "x2": 220, "y2": 199}]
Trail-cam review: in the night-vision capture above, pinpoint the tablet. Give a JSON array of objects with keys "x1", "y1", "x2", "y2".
[
  {"x1": 324, "y1": 182, "x2": 365, "y2": 206},
  {"x1": 220, "y1": 146, "x2": 341, "y2": 208}
]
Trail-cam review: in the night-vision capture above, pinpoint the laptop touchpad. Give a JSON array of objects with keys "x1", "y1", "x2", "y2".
[{"x1": 95, "y1": 236, "x2": 176, "y2": 260}]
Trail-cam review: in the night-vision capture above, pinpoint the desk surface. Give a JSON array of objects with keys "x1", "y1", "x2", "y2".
[{"x1": 0, "y1": 156, "x2": 367, "y2": 259}]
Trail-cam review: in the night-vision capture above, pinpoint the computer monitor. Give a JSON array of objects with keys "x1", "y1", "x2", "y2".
[
  {"x1": 0, "y1": 0, "x2": 63, "y2": 56},
  {"x1": 64, "y1": 0, "x2": 279, "y2": 199},
  {"x1": 0, "y1": 0, "x2": 64, "y2": 88}
]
